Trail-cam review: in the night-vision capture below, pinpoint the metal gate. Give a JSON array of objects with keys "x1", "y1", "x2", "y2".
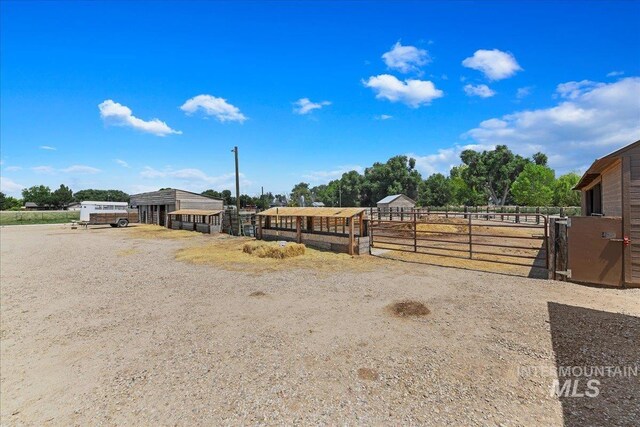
[
  {"x1": 370, "y1": 211, "x2": 549, "y2": 273},
  {"x1": 567, "y1": 216, "x2": 625, "y2": 287}
]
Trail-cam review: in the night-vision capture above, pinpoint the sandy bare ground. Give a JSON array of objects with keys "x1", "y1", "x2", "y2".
[{"x1": 1, "y1": 224, "x2": 638, "y2": 426}]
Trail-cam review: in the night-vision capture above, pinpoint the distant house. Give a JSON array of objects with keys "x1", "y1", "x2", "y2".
[
  {"x1": 377, "y1": 194, "x2": 416, "y2": 211},
  {"x1": 66, "y1": 202, "x2": 81, "y2": 211},
  {"x1": 311, "y1": 201, "x2": 325, "y2": 207},
  {"x1": 23, "y1": 202, "x2": 39, "y2": 210}
]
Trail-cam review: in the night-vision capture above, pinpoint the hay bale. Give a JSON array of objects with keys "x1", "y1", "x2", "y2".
[
  {"x1": 242, "y1": 241, "x2": 306, "y2": 259},
  {"x1": 387, "y1": 300, "x2": 430, "y2": 317}
]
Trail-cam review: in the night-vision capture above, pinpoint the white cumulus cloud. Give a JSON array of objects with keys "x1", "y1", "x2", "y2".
[
  {"x1": 464, "y1": 77, "x2": 640, "y2": 173},
  {"x1": 61, "y1": 165, "x2": 101, "y2": 174},
  {"x1": 99, "y1": 100, "x2": 181, "y2": 136},
  {"x1": 0, "y1": 176, "x2": 25, "y2": 195},
  {"x1": 462, "y1": 49, "x2": 523, "y2": 80},
  {"x1": 180, "y1": 94, "x2": 247, "y2": 123},
  {"x1": 363, "y1": 74, "x2": 444, "y2": 107},
  {"x1": 140, "y1": 166, "x2": 251, "y2": 190},
  {"x1": 607, "y1": 71, "x2": 624, "y2": 77},
  {"x1": 293, "y1": 98, "x2": 331, "y2": 115},
  {"x1": 382, "y1": 41, "x2": 430, "y2": 73},
  {"x1": 302, "y1": 165, "x2": 364, "y2": 182},
  {"x1": 463, "y1": 84, "x2": 496, "y2": 98}
]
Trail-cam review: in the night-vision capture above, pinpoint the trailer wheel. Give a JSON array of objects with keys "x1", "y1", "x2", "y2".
[{"x1": 117, "y1": 219, "x2": 129, "y2": 228}]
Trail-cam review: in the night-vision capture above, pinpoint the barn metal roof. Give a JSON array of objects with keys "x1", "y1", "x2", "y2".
[
  {"x1": 256, "y1": 207, "x2": 366, "y2": 218},
  {"x1": 573, "y1": 139, "x2": 640, "y2": 190},
  {"x1": 168, "y1": 209, "x2": 223, "y2": 216}
]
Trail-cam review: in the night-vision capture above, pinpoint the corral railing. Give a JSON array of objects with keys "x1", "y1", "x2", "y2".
[
  {"x1": 368, "y1": 205, "x2": 579, "y2": 224},
  {"x1": 370, "y1": 211, "x2": 549, "y2": 273}
]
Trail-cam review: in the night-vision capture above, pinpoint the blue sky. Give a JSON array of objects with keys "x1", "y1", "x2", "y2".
[{"x1": 1, "y1": 0, "x2": 639, "y2": 197}]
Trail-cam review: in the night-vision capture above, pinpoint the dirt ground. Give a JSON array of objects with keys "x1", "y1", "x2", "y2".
[{"x1": 1, "y1": 224, "x2": 639, "y2": 426}]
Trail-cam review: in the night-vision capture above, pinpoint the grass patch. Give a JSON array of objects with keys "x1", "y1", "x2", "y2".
[
  {"x1": 124, "y1": 225, "x2": 199, "y2": 240},
  {"x1": 117, "y1": 248, "x2": 139, "y2": 257},
  {"x1": 0, "y1": 210, "x2": 80, "y2": 226},
  {"x1": 387, "y1": 300, "x2": 430, "y2": 317},
  {"x1": 242, "y1": 241, "x2": 305, "y2": 259}
]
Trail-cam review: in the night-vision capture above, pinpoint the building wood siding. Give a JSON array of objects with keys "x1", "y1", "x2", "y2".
[
  {"x1": 378, "y1": 195, "x2": 416, "y2": 210},
  {"x1": 601, "y1": 162, "x2": 622, "y2": 217},
  {"x1": 628, "y1": 145, "x2": 640, "y2": 284}
]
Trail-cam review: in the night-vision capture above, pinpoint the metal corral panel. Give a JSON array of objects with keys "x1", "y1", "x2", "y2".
[{"x1": 257, "y1": 207, "x2": 366, "y2": 218}]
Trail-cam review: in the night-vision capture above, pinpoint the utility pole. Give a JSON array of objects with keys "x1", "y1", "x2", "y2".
[{"x1": 232, "y1": 146, "x2": 241, "y2": 236}]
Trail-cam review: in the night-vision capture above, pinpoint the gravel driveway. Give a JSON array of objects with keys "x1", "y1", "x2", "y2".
[{"x1": 1, "y1": 225, "x2": 638, "y2": 425}]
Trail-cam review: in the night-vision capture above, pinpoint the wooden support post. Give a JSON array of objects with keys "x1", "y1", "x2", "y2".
[
  {"x1": 296, "y1": 216, "x2": 302, "y2": 243},
  {"x1": 257, "y1": 215, "x2": 262, "y2": 239},
  {"x1": 348, "y1": 216, "x2": 354, "y2": 255},
  {"x1": 359, "y1": 212, "x2": 364, "y2": 237},
  {"x1": 468, "y1": 213, "x2": 473, "y2": 259},
  {"x1": 413, "y1": 212, "x2": 417, "y2": 252}
]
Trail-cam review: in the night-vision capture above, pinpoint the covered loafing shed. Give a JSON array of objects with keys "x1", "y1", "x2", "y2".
[
  {"x1": 256, "y1": 207, "x2": 370, "y2": 255},
  {"x1": 168, "y1": 209, "x2": 223, "y2": 234}
]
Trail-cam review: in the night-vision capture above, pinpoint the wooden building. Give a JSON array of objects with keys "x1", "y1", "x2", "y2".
[
  {"x1": 168, "y1": 209, "x2": 224, "y2": 234},
  {"x1": 130, "y1": 189, "x2": 223, "y2": 227},
  {"x1": 256, "y1": 207, "x2": 370, "y2": 255},
  {"x1": 377, "y1": 194, "x2": 416, "y2": 211},
  {"x1": 572, "y1": 139, "x2": 640, "y2": 287}
]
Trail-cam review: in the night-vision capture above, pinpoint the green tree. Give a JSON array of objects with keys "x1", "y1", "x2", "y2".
[
  {"x1": 511, "y1": 163, "x2": 555, "y2": 206},
  {"x1": 73, "y1": 189, "x2": 129, "y2": 202},
  {"x1": 449, "y1": 165, "x2": 485, "y2": 206},
  {"x1": 51, "y1": 184, "x2": 73, "y2": 209},
  {"x1": 553, "y1": 172, "x2": 581, "y2": 206},
  {"x1": 532, "y1": 152, "x2": 548, "y2": 166},
  {"x1": 418, "y1": 173, "x2": 452, "y2": 206},
  {"x1": 460, "y1": 145, "x2": 529, "y2": 206},
  {"x1": 22, "y1": 185, "x2": 52, "y2": 207},
  {"x1": 0, "y1": 192, "x2": 22, "y2": 210},
  {"x1": 289, "y1": 182, "x2": 312, "y2": 206},
  {"x1": 339, "y1": 170, "x2": 364, "y2": 206},
  {"x1": 362, "y1": 155, "x2": 422, "y2": 206}
]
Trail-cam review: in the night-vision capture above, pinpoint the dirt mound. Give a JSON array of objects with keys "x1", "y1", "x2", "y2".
[
  {"x1": 387, "y1": 300, "x2": 430, "y2": 317},
  {"x1": 242, "y1": 242, "x2": 306, "y2": 259},
  {"x1": 249, "y1": 291, "x2": 267, "y2": 297}
]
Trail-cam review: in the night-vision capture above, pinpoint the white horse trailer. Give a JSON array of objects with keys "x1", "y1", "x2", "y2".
[{"x1": 79, "y1": 201, "x2": 137, "y2": 227}]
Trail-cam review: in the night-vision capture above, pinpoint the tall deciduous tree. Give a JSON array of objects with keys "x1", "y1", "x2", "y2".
[
  {"x1": 289, "y1": 182, "x2": 312, "y2": 206},
  {"x1": 460, "y1": 145, "x2": 528, "y2": 206},
  {"x1": 51, "y1": 184, "x2": 73, "y2": 208},
  {"x1": 362, "y1": 155, "x2": 422, "y2": 206},
  {"x1": 0, "y1": 192, "x2": 22, "y2": 210},
  {"x1": 73, "y1": 189, "x2": 129, "y2": 202},
  {"x1": 553, "y1": 172, "x2": 581, "y2": 206},
  {"x1": 511, "y1": 163, "x2": 555, "y2": 206},
  {"x1": 22, "y1": 185, "x2": 52, "y2": 207},
  {"x1": 418, "y1": 173, "x2": 452, "y2": 206}
]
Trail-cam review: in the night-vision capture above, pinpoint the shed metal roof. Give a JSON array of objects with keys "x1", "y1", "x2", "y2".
[
  {"x1": 377, "y1": 194, "x2": 416, "y2": 205},
  {"x1": 573, "y1": 139, "x2": 640, "y2": 190},
  {"x1": 168, "y1": 209, "x2": 223, "y2": 216},
  {"x1": 257, "y1": 207, "x2": 366, "y2": 218}
]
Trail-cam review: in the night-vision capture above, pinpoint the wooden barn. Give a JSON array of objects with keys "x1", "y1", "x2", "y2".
[
  {"x1": 256, "y1": 207, "x2": 370, "y2": 255},
  {"x1": 130, "y1": 189, "x2": 223, "y2": 227},
  {"x1": 377, "y1": 194, "x2": 416, "y2": 211},
  {"x1": 571, "y1": 139, "x2": 640, "y2": 287}
]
